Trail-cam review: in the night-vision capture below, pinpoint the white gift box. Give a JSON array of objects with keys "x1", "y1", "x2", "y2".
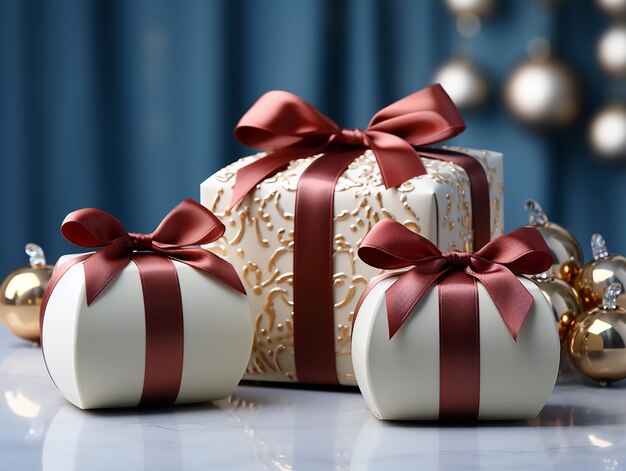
[
  {"x1": 201, "y1": 148, "x2": 503, "y2": 385},
  {"x1": 351, "y1": 275, "x2": 559, "y2": 421},
  {"x1": 41, "y1": 255, "x2": 252, "y2": 410}
]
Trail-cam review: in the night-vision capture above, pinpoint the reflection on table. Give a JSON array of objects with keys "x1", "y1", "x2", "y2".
[{"x1": 1, "y1": 329, "x2": 626, "y2": 470}]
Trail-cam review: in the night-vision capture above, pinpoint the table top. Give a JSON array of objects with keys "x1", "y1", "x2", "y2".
[{"x1": 1, "y1": 328, "x2": 625, "y2": 471}]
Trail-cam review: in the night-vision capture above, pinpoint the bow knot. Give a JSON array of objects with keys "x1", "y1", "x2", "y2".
[
  {"x1": 358, "y1": 220, "x2": 553, "y2": 340},
  {"x1": 129, "y1": 233, "x2": 153, "y2": 251},
  {"x1": 443, "y1": 250, "x2": 473, "y2": 268},
  {"x1": 335, "y1": 128, "x2": 368, "y2": 147},
  {"x1": 441, "y1": 250, "x2": 474, "y2": 268},
  {"x1": 59, "y1": 199, "x2": 246, "y2": 304}
]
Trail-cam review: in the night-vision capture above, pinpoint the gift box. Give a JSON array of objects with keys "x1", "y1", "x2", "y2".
[
  {"x1": 40, "y1": 200, "x2": 252, "y2": 409},
  {"x1": 351, "y1": 221, "x2": 560, "y2": 420},
  {"x1": 200, "y1": 85, "x2": 504, "y2": 386}
]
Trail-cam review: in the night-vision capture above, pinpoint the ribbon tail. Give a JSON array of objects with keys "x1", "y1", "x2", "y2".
[
  {"x1": 366, "y1": 130, "x2": 428, "y2": 189},
  {"x1": 471, "y1": 267, "x2": 534, "y2": 340},
  {"x1": 385, "y1": 267, "x2": 449, "y2": 339},
  {"x1": 229, "y1": 141, "x2": 330, "y2": 209},
  {"x1": 82, "y1": 240, "x2": 132, "y2": 304}
]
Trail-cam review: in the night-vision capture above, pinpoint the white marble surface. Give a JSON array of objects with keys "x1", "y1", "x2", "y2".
[{"x1": 1, "y1": 327, "x2": 626, "y2": 470}]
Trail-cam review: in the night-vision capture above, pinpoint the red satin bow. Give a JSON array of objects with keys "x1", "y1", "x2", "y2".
[
  {"x1": 358, "y1": 221, "x2": 553, "y2": 339},
  {"x1": 230, "y1": 84, "x2": 465, "y2": 208},
  {"x1": 61, "y1": 199, "x2": 246, "y2": 303}
]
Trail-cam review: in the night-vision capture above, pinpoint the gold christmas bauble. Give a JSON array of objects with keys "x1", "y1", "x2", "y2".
[
  {"x1": 559, "y1": 260, "x2": 581, "y2": 286},
  {"x1": 568, "y1": 283, "x2": 626, "y2": 383},
  {"x1": 597, "y1": 25, "x2": 626, "y2": 77},
  {"x1": 589, "y1": 103, "x2": 626, "y2": 159},
  {"x1": 575, "y1": 234, "x2": 626, "y2": 310},
  {"x1": 444, "y1": 0, "x2": 496, "y2": 16},
  {"x1": 532, "y1": 272, "x2": 583, "y2": 342},
  {"x1": 596, "y1": 0, "x2": 626, "y2": 17},
  {"x1": 0, "y1": 244, "x2": 52, "y2": 343},
  {"x1": 504, "y1": 58, "x2": 580, "y2": 128},
  {"x1": 433, "y1": 59, "x2": 489, "y2": 109},
  {"x1": 524, "y1": 200, "x2": 583, "y2": 283}
]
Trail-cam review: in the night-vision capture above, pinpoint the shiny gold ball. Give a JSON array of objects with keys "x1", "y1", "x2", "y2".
[
  {"x1": 537, "y1": 223, "x2": 584, "y2": 279},
  {"x1": 433, "y1": 59, "x2": 490, "y2": 109},
  {"x1": 504, "y1": 58, "x2": 580, "y2": 128},
  {"x1": 575, "y1": 234, "x2": 626, "y2": 310},
  {"x1": 597, "y1": 25, "x2": 626, "y2": 77},
  {"x1": 596, "y1": 0, "x2": 626, "y2": 17},
  {"x1": 559, "y1": 260, "x2": 582, "y2": 286},
  {"x1": 589, "y1": 103, "x2": 626, "y2": 159},
  {"x1": 568, "y1": 284, "x2": 626, "y2": 383},
  {"x1": 533, "y1": 275, "x2": 583, "y2": 342},
  {"x1": 524, "y1": 200, "x2": 583, "y2": 282},
  {"x1": 444, "y1": 0, "x2": 496, "y2": 16},
  {"x1": 576, "y1": 256, "x2": 626, "y2": 309},
  {"x1": 0, "y1": 244, "x2": 53, "y2": 343}
]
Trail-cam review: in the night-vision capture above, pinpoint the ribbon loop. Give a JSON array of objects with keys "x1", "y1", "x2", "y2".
[
  {"x1": 234, "y1": 90, "x2": 340, "y2": 150},
  {"x1": 61, "y1": 209, "x2": 129, "y2": 248},
  {"x1": 358, "y1": 223, "x2": 552, "y2": 339}
]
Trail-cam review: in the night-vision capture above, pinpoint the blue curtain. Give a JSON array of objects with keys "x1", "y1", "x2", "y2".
[{"x1": 0, "y1": 0, "x2": 619, "y2": 272}]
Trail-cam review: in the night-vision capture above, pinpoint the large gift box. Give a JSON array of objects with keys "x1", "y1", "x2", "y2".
[
  {"x1": 352, "y1": 221, "x2": 560, "y2": 420},
  {"x1": 200, "y1": 85, "x2": 504, "y2": 385},
  {"x1": 40, "y1": 200, "x2": 252, "y2": 409}
]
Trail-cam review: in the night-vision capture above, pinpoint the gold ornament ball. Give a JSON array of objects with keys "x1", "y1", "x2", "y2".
[
  {"x1": 524, "y1": 200, "x2": 583, "y2": 281},
  {"x1": 596, "y1": 0, "x2": 626, "y2": 17},
  {"x1": 433, "y1": 59, "x2": 489, "y2": 109},
  {"x1": 0, "y1": 244, "x2": 52, "y2": 343},
  {"x1": 559, "y1": 260, "x2": 581, "y2": 286},
  {"x1": 597, "y1": 25, "x2": 626, "y2": 77},
  {"x1": 575, "y1": 234, "x2": 626, "y2": 310},
  {"x1": 589, "y1": 103, "x2": 626, "y2": 159},
  {"x1": 533, "y1": 273, "x2": 583, "y2": 342},
  {"x1": 444, "y1": 0, "x2": 496, "y2": 16},
  {"x1": 504, "y1": 59, "x2": 580, "y2": 128},
  {"x1": 568, "y1": 283, "x2": 626, "y2": 383}
]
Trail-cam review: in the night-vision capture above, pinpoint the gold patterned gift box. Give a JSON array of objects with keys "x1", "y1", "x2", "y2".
[{"x1": 200, "y1": 147, "x2": 503, "y2": 386}]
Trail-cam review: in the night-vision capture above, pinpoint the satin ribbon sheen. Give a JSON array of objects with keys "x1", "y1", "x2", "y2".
[
  {"x1": 231, "y1": 84, "x2": 490, "y2": 384},
  {"x1": 357, "y1": 221, "x2": 552, "y2": 418},
  {"x1": 40, "y1": 199, "x2": 245, "y2": 406}
]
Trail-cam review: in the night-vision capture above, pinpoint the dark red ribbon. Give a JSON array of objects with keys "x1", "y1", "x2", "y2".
[
  {"x1": 40, "y1": 199, "x2": 245, "y2": 406},
  {"x1": 231, "y1": 84, "x2": 490, "y2": 384},
  {"x1": 357, "y1": 221, "x2": 552, "y2": 418}
]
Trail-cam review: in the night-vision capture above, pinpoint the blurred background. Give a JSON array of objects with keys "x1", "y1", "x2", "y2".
[{"x1": 1, "y1": 0, "x2": 625, "y2": 271}]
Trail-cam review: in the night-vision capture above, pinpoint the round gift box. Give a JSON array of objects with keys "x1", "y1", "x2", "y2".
[
  {"x1": 41, "y1": 255, "x2": 252, "y2": 409},
  {"x1": 351, "y1": 275, "x2": 560, "y2": 421}
]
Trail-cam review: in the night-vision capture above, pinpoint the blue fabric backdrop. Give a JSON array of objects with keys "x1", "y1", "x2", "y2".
[{"x1": 0, "y1": 0, "x2": 621, "y2": 272}]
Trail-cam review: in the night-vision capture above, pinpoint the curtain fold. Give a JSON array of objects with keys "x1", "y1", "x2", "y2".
[{"x1": 0, "y1": 0, "x2": 619, "y2": 271}]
